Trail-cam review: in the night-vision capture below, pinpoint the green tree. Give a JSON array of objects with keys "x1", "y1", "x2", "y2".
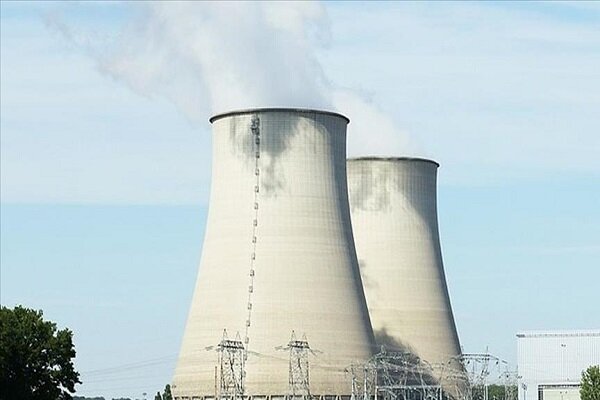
[
  {"x1": 488, "y1": 384, "x2": 505, "y2": 400},
  {"x1": 581, "y1": 365, "x2": 600, "y2": 400},
  {"x1": 0, "y1": 305, "x2": 81, "y2": 400},
  {"x1": 162, "y1": 384, "x2": 172, "y2": 400},
  {"x1": 154, "y1": 393, "x2": 162, "y2": 400}
]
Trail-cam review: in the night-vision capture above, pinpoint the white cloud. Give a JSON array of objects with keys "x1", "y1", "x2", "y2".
[
  {"x1": 333, "y1": 89, "x2": 418, "y2": 157},
  {"x1": 46, "y1": 2, "x2": 415, "y2": 155},
  {"x1": 92, "y1": 2, "x2": 333, "y2": 118},
  {"x1": 322, "y1": 2, "x2": 600, "y2": 184}
]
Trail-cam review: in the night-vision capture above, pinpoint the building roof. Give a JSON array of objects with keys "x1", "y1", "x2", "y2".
[{"x1": 516, "y1": 329, "x2": 600, "y2": 338}]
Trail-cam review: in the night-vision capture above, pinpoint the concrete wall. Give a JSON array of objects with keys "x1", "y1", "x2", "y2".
[
  {"x1": 173, "y1": 109, "x2": 375, "y2": 398},
  {"x1": 347, "y1": 157, "x2": 463, "y2": 393}
]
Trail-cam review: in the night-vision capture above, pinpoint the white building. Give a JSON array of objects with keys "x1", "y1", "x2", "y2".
[{"x1": 517, "y1": 330, "x2": 600, "y2": 400}]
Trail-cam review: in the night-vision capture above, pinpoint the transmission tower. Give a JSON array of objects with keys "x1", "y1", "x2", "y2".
[
  {"x1": 348, "y1": 349, "x2": 514, "y2": 400},
  {"x1": 287, "y1": 331, "x2": 311, "y2": 398},
  {"x1": 347, "y1": 348, "x2": 443, "y2": 400},
  {"x1": 460, "y1": 353, "x2": 504, "y2": 400},
  {"x1": 431, "y1": 356, "x2": 471, "y2": 400},
  {"x1": 347, "y1": 363, "x2": 376, "y2": 400},
  {"x1": 217, "y1": 330, "x2": 245, "y2": 400},
  {"x1": 500, "y1": 368, "x2": 518, "y2": 400}
]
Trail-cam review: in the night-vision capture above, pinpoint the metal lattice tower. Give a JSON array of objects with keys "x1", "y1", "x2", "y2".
[
  {"x1": 431, "y1": 357, "x2": 471, "y2": 400},
  {"x1": 347, "y1": 364, "x2": 376, "y2": 400},
  {"x1": 460, "y1": 353, "x2": 504, "y2": 400},
  {"x1": 500, "y1": 368, "x2": 518, "y2": 400},
  {"x1": 218, "y1": 330, "x2": 245, "y2": 400},
  {"x1": 379, "y1": 352, "x2": 441, "y2": 400},
  {"x1": 287, "y1": 331, "x2": 311, "y2": 398},
  {"x1": 347, "y1": 349, "x2": 516, "y2": 400},
  {"x1": 348, "y1": 349, "x2": 443, "y2": 400}
]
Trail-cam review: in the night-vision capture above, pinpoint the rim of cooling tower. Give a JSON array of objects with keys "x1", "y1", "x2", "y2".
[
  {"x1": 348, "y1": 156, "x2": 440, "y2": 167},
  {"x1": 209, "y1": 108, "x2": 350, "y2": 124}
]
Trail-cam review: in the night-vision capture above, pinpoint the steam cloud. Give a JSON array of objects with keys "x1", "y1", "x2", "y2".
[{"x1": 48, "y1": 2, "x2": 416, "y2": 156}]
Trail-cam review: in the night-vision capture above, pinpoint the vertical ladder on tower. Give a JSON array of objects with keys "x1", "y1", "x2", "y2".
[{"x1": 244, "y1": 114, "x2": 261, "y2": 357}]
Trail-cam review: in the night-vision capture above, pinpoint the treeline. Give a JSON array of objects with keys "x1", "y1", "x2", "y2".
[
  {"x1": 73, "y1": 397, "x2": 105, "y2": 400},
  {"x1": 73, "y1": 397, "x2": 132, "y2": 400},
  {"x1": 474, "y1": 384, "x2": 519, "y2": 400},
  {"x1": 73, "y1": 384, "x2": 171, "y2": 400}
]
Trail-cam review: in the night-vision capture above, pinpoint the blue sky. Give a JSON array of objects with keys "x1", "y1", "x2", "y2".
[{"x1": 1, "y1": 1, "x2": 599, "y2": 398}]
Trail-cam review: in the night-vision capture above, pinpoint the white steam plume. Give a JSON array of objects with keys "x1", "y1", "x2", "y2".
[{"x1": 48, "y1": 2, "x2": 417, "y2": 156}]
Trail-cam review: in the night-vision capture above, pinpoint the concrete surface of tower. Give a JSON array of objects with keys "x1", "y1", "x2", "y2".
[
  {"x1": 172, "y1": 109, "x2": 375, "y2": 398},
  {"x1": 347, "y1": 157, "x2": 463, "y2": 391}
]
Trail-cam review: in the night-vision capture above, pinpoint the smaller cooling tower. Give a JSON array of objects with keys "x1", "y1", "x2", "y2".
[{"x1": 347, "y1": 157, "x2": 464, "y2": 396}]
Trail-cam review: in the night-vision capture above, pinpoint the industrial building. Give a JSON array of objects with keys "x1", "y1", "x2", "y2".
[
  {"x1": 172, "y1": 109, "x2": 376, "y2": 399},
  {"x1": 346, "y1": 157, "x2": 465, "y2": 398},
  {"x1": 517, "y1": 330, "x2": 600, "y2": 400}
]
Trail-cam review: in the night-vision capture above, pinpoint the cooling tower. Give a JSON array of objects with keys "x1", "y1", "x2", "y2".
[
  {"x1": 173, "y1": 109, "x2": 375, "y2": 399},
  {"x1": 347, "y1": 157, "x2": 464, "y2": 395}
]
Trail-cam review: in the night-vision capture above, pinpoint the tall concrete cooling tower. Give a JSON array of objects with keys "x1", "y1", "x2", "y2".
[
  {"x1": 173, "y1": 109, "x2": 375, "y2": 399},
  {"x1": 347, "y1": 157, "x2": 463, "y2": 391}
]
